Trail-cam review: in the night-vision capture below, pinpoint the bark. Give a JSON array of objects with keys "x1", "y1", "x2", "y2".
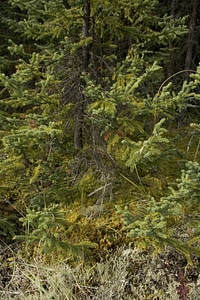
[
  {"x1": 74, "y1": 0, "x2": 90, "y2": 155},
  {"x1": 184, "y1": 0, "x2": 198, "y2": 79},
  {"x1": 82, "y1": 0, "x2": 91, "y2": 70},
  {"x1": 170, "y1": 0, "x2": 177, "y2": 19}
]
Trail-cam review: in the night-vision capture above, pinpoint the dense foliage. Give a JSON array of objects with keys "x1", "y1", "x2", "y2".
[{"x1": 0, "y1": 2, "x2": 200, "y2": 297}]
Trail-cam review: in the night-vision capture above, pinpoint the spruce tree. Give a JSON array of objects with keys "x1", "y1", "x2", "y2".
[{"x1": 0, "y1": 0, "x2": 195, "y2": 257}]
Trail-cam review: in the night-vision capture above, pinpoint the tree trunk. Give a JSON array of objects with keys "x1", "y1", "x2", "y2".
[
  {"x1": 170, "y1": 0, "x2": 177, "y2": 19},
  {"x1": 74, "y1": 0, "x2": 90, "y2": 155},
  {"x1": 82, "y1": 0, "x2": 90, "y2": 70},
  {"x1": 184, "y1": 0, "x2": 198, "y2": 80}
]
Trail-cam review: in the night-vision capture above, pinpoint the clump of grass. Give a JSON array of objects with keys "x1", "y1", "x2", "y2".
[{"x1": 1, "y1": 246, "x2": 200, "y2": 299}]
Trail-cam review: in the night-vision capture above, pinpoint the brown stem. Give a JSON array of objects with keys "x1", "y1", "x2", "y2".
[
  {"x1": 185, "y1": 0, "x2": 198, "y2": 80},
  {"x1": 74, "y1": 0, "x2": 91, "y2": 155}
]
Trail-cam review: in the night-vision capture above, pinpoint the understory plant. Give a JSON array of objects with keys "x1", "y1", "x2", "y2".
[
  {"x1": 16, "y1": 204, "x2": 96, "y2": 256},
  {"x1": 117, "y1": 159, "x2": 200, "y2": 263}
]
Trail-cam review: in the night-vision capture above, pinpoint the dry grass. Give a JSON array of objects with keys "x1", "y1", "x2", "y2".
[{"x1": 1, "y1": 245, "x2": 200, "y2": 299}]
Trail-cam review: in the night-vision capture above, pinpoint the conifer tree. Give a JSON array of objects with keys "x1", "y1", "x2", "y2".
[{"x1": 0, "y1": 0, "x2": 195, "y2": 256}]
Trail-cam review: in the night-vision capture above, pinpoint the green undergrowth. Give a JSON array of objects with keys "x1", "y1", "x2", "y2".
[{"x1": 2, "y1": 123, "x2": 200, "y2": 261}]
